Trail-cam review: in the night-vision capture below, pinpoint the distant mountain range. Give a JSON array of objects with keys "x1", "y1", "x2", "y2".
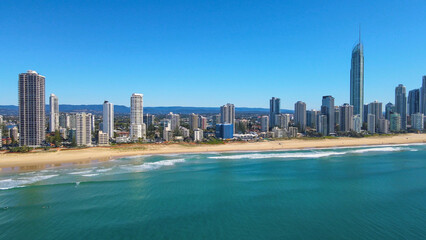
[{"x1": 0, "y1": 105, "x2": 293, "y2": 115}]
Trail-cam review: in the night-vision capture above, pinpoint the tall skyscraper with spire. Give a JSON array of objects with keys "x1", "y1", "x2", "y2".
[{"x1": 350, "y1": 29, "x2": 364, "y2": 122}]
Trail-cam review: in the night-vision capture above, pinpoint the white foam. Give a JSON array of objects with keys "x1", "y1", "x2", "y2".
[
  {"x1": 96, "y1": 168, "x2": 113, "y2": 173},
  {"x1": 0, "y1": 174, "x2": 58, "y2": 190},
  {"x1": 68, "y1": 170, "x2": 93, "y2": 175},
  {"x1": 348, "y1": 147, "x2": 407, "y2": 154},
  {"x1": 121, "y1": 158, "x2": 185, "y2": 172},
  {"x1": 209, "y1": 151, "x2": 346, "y2": 160},
  {"x1": 82, "y1": 173, "x2": 99, "y2": 177}
]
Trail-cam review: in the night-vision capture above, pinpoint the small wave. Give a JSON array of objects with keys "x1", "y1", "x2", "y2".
[
  {"x1": 0, "y1": 174, "x2": 58, "y2": 190},
  {"x1": 81, "y1": 173, "x2": 99, "y2": 177},
  {"x1": 96, "y1": 168, "x2": 113, "y2": 173},
  {"x1": 209, "y1": 152, "x2": 346, "y2": 160},
  {"x1": 348, "y1": 147, "x2": 407, "y2": 154},
  {"x1": 68, "y1": 170, "x2": 93, "y2": 175},
  {"x1": 121, "y1": 158, "x2": 185, "y2": 172}
]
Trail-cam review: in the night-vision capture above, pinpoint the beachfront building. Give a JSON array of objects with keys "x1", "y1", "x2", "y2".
[
  {"x1": 378, "y1": 119, "x2": 390, "y2": 134},
  {"x1": 367, "y1": 114, "x2": 376, "y2": 134},
  {"x1": 411, "y1": 113, "x2": 424, "y2": 131},
  {"x1": 189, "y1": 113, "x2": 199, "y2": 130},
  {"x1": 288, "y1": 127, "x2": 298, "y2": 138},
  {"x1": 269, "y1": 97, "x2": 280, "y2": 128},
  {"x1": 193, "y1": 128, "x2": 203, "y2": 142},
  {"x1": 294, "y1": 101, "x2": 307, "y2": 132},
  {"x1": 321, "y1": 96, "x2": 335, "y2": 135},
  {"x1": 76, "y1": 113, "x2": 92, "y2": 146},
  {"x1": 368, "y1": 100, "x2": 383, "y2": 131},
  {"x1": 350, "y1": 34, "x2": 364, "y2": 122},
  {"x1": 220, "y1": 103, "x2": 235, "y2": 133},
  {"x1": 306, "y1": 110, "x2": 318, "y2": 129},
  {"x1": 395, "y1": 84, "x2": 407, "y2": 130},
  {"x1": 352, "y1": 115, "x2": 362, "y2": 133},
  {"x1": 19, "y1": 70, "x2": 45, "y2": 147},
  {"x1": 261, "y1": 115, "x2": 269, "y2": 132},
  {"x1": 390, "y1": 113, "x2": 401, "y2": 132},
  {"x1": 385, "y1": 102, "x2": 395, "y2": 120},
  {"x1": 98, "y1": 131, "x2": 109, "y2": 146},
  {"x1": 199, "y1": 116, "x2": 207, "y2": 130},
  {"x1": 179, "y1": 126, "x2": 190, "y2": 138},
  {"x1": 275, "y1": 114, "x2": 290, "y2": 130},
  {"x1": 215, "y1": 123, "x2": 234, "y2": 139},
  {"x1": 422, "y1": 76, "x2": 426, "y2": 114},
  {"x1": 317, "y1": 114, "x2": 328, "y2": 136},
  {"x1": 339, "y1": 104, "x2": 354, "y2": 132},
  {"x1": 408, "y1": 89, "x2": 420, "y2": 115},
  {"x1": 130, "y1": 93, "x2": 145, "y2": 141},
  {"x1": 144, "y1": 114, "x2": 155, "y2": 127},
  {"x1": 103, "y1": 101, "x2": 114, "y2": 138},
  {"x1": 168, "y1": 112, "x2": 180, "y2": 131},
  {"x1": 49, "y1": 93, "x2": 59, "y2": 132}
]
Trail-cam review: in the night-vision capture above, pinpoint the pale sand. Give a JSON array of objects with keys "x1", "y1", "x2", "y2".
[{"x1": 0, "y1": 134, "x2": 425, "y2": 170}]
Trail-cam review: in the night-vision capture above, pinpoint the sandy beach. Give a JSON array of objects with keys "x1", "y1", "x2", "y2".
[{"x1": 1, "y1": 133, "x2": 425, "y2": 171}]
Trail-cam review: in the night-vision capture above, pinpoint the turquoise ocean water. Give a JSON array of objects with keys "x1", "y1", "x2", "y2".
[{"x1": 1, "y1": 144, "x2": 426, "y2": 239}]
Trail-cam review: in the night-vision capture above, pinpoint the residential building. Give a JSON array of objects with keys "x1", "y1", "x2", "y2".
[
  {"x1": 103, "y1": 101, "x2": 114, "y2": 138},
  {"x1": 269, "y1": 97, "x2": 280, "y2": 128},
  {"x1": 215, "y1": 123, "x2": 234, "y2": 139},
  {"x1": 189, "y1": 113, "x2": 199, "y2": 130},
  {"x1": 49, "y1": 93, "x2": 59, "y2": 132},
  {"x1": 350, "y1": 34, "x2": 364, "y2": 122},
  {"x1": 363, "y1": 104, "x2": 369, "y2": 123},
  {"x1": 317, "y1": 114, "x2": 328, "y2": 136},
  {"x1": 275, "y1": 114, "x2": 290, "y2": 130},
  {"x1": 220, "y1": 103, "x2": 235, "y2": 133},
  {"x1": 352, "y1": 115, "x2": 362, "y2": 133},
  {"x1": 193, "y1": 128, "x2": 203, "y2": 142},
  {"x1": 288, "y1": 127, "x2": 298, "y2": 138},
  {"x1": 321, "y1": 96, "x2": 335, "y2": 135},
  {"x1": 199, "y1": 116, "x2": 207, "y2": 130},
  {"x1": 408, "y1": 89, "x2": 420, "y2": 115},
  {"x1": 306, "y1": 110, "x2": 318, "y2": 129},
  {"x1": 179, "y1": 126, "x2": 190, "y2": 138},
  {"x1": 19, "y1": 70, "x2": 45, "y2": 147},
  {"x1": 378, "y1": 119, "x2": 389, "y2": 134},
  {"x1": 168, "y1": 112, "x2": 180, "y2": 131},
  {"x1": 421, "y1": 76, "x2": 426, "y2": 114},
  {"x1": 368, "y1": 100, "x2": 383, "y2": 131},
  {"x1": 144, "y1": 114, "x2": 155, "y2": 127},
  {"x1": 411, "y1": 113, "x2": 424, "y2": 131},
  {"x1": 272, "y1": 127, "x2": 285, "y2": 138},
  {"x1": 9, "y1": 127, "x2": 19, "y2": 142},
  {"x1": 130, "y1": 93, "x2": 145, "y2": 141},
  {"x1": 334, "y1": 106, "x2": 340, "y2": 129},
  {"x1": 385, "y1": 103, "x2": 395, "y2": 120},
  {"x1": 76, "y1": 113, "x2": 92, "y2": 146},
  {"x1": 390, "y1": 113, "x2": 401, "y2": 132},
  {"x1": 367, "y1": 114, "x2": 376, "y2": 134},
  {"x1": 98, "y1": 131, "x2": 109, "y2": 146},
  {"x1": 395, "y1": 84, "x2": 407, "y2": 130},
  {"x1": 339, "y1": 104, "x2": 354, "y2": 132},
  {"x1": 261, "y1": 115, "x2": 269, "y2": 132},
  {"x1": 294, "y1": 101, "x2": 306, "y2": 132}
]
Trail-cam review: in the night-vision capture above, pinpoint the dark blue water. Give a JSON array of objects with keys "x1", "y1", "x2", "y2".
[{"x1": 1, "y1": 144, "x2": 426, "y2": 239}]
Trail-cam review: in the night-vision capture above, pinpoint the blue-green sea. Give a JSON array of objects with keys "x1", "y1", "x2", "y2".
[{"x1": 1, "y1": 144, "x2": 426, "y2": 239}]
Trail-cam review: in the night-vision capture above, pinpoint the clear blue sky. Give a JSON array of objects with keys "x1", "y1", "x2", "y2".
[{"x1": 0, "y1": 0, "x2": 425, "y2": 109}]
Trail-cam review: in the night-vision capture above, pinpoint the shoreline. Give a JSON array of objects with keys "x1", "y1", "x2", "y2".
[{"x1": 0, "y1": 133, "x2": 425, "y2": 172}]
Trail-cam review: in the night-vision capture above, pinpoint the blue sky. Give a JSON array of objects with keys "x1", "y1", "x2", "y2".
[{"x1": 0, "y1": 0, "x2": 425, "y2": 109}]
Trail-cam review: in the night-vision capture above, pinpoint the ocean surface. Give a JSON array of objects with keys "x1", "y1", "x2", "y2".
[{"x1": 1, "y1": 144, "x2": 426, "y2": 239}]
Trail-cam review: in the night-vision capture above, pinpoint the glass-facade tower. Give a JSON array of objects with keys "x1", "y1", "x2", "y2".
[{"x1": 350, "y1": 37, "x2": 364, "y2": 122}]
